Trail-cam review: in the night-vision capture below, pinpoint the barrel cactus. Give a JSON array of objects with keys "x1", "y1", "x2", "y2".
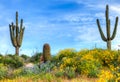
[{"x1": 43, "y1": 43, "x2": 51, "y2": 63}]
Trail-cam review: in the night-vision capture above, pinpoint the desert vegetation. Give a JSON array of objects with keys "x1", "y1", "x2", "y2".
[
  {"x1": 0, "y1": 48, "x2": 120, "y2": 82},
  {"x1": 0, "y1": 4, "x2": 120, "y2": 82}
]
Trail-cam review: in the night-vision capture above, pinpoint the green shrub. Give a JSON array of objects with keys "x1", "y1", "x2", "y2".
[
  {"x1": 76, "y1": 60, "x2": 101, "y2": 77},
  {"x1": 53, "y1": 48, "x2": 103, "y2": 78},
  {"x1": 40, "y1": 73, "x2": 55, "y2": 82},
  {"x1": 3, "y1": 55, "x2": 24, "y2": 69},
  {"x1": 64, "y1": 67, "x2": 76, "y2": 79},
  {"x1": 40, "y1": 61, "x2": 54, "y2": 73},
  {"x1": 12, "y1": 68, "x2": 23, "y2": 77},
  {"x1": 0, "y1": 55, "x2": 3, "y2": 63},
  {"x1": 55, "y1": 70, "x2": 64, "y2": 77},
  {"x1": 21, "y1": 64, "x2": 40, "y2": 75},
  {"x1": 21, "y1": 54, "x2": 30, "y2": 60},
  {"x1": 30, "y1": 52, "x2": 42, "y2": 63},
  {"x1": 56, "y1": 48, "x2": 77, "y2": 60},
  {"x1": 0, "y1": 64, "x2": 7, "y2": 79},
  {"x1": 54, "y1": 49, "x2": 77, "y2": 69}
]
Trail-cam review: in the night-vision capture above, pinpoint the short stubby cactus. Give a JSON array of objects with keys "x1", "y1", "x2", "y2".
[
  {"x1": 9, "y1": 11, "x2": 25, "y2": 55},
  {"x1": 43, "y1": 43, "x2": 51, "y2": 63},
  {"x1": 96, "y1": 5, "x2": 119, "y2": 50}
]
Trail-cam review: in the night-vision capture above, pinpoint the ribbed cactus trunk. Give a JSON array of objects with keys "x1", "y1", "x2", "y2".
[
  {"x1": 9, "y1": 11, "x2": 25, "y2": 55},
  {"x1": 16, "y1": 47, "x2": 19, "y2": 56},
  {"x1": 107, "y1": 40, "x2": 111, "y2": 50},
  {"x1": 96, "y1": 5, "x2": 119, "y2": 50}
]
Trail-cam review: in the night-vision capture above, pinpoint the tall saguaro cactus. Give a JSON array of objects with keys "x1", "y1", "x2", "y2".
[
  {"x1": 9, "y1": 11, "x2": 25, "y2": 55},
  {"x1": 96, "y1": 5, "x2": 119, "y2": 50}
]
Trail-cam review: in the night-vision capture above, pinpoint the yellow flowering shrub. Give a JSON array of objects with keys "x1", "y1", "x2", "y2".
[
  {"x1": 53, "y1": 48, "x2": 120, "y2": 80},
  {"x1": 56, "y1": 48, "x2": 77, "y2": 68},
  {"x1": 56, "y1": 49, "x2": 77, "y2": 59},
  {"x1": 97, "y1": 70, "x2": 114, "y2": 82}
]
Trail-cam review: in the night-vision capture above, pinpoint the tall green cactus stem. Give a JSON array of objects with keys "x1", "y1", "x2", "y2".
[
  {"x1": 9, "y1": 11, "x2": 25, "y2": 55},
  {"x1": 96, "y1": 5, "x2": 119, "y2": 50},
  {"x1": 43, "y1": 43, "x2": 51, "y2": 63}
]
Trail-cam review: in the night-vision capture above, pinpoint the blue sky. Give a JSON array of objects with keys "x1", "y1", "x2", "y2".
[{"x1": 0, "y1": 0, "x2": 120, "y2": 56}]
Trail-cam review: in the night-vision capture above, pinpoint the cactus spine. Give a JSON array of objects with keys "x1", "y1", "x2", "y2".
[
  {"x1": 96, "y1": 5, "x2": 119, "y2": 50},
  {"x1": 43, "y1": 43, "x2": 51, "y2": 63},
  {"x1": 9, "y1": 11, "x2": 25, "y2": 55}
]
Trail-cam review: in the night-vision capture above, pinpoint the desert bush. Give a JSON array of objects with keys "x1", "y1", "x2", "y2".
[
  {"x1": 40, "y1": 73, "x2": 55, "y2": 82},
  {"x1": 12, "y1": 68, "x2": 23, "y2": 77},
  {"x1": 55, "y1": 70, "x2": 64, "y2": 78},
  {"x1": 64, "y1": 67, "x2": 76, "y2": 79},
  {"x1": 0, "y1": 64, "x2": 7, "y2": 79},
  {"x1": 21, "y1": 64, "x2": 40, "y2": 75},
  {"x1": 30, "y1": 52, "x2": 42, "y2": 63},
  {"x1": 54, "y1": 49, "x2": 77, "y2": 69},
  {"x1": 97, "y1": 70, "x2": 114, "y2": 82},
  {"x1": 54, "y1": 48, "x2": 102, "y2": 78},
  {"x1": 3, "y1": 55, "x2": 24, "y2": 69},
  {"x1": 0, "y1": 55, "x2": 3, "y2": 63},
  {"x1": 76, "y1": 60, "x2": 101, "y2": 77},
  {"x1": 39, "y1": 61, "x2": 54, "y2": 73},
  {"x1": 56, "y1": 48, "x2": 77, "y2": 60},
  {"x1": 21, "y1": 54, "x2": 29, "y2": 59}
]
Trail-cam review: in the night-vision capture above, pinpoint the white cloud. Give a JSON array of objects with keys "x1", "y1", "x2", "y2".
[
  {"x1": 75, "y1": 25, "x2": 100, "y2": 43},
  {"x1": 110, "y1": 5, "x2": 120, "y2": 15}
]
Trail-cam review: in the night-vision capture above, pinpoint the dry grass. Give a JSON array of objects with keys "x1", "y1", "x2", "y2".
[{"x1": 0, "y1": 76, "x2": 98, "y2": 82}]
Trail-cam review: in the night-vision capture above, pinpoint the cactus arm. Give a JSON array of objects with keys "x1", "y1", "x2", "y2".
[
  {"x1": 18, "y1": 19, "x2": 25, "y2": 47},
  {"x1": 16, "y1": 12, "x2": 18, "y2": 27},
  {"x1": 16, "y1": 11, "x2": 18, "y2": 36},
  {"x1": 9, "y1": 23, "x2": 17, "y2": 47},
  {"x1": 106, "y1": 5, "x2": 111, "y2": 40},
  {"x1": 107, "y1": 19, "x2": 110, "y2": 40},
  {"x1": 97, "y1": 19, "x2": 107, "y2": 41},
  {"x1": 9, "y1": 24, "x2": 15, "y2": 46},
  {"x1": 18, "y1": 19, "x2": 23, "y2": 47},
  {"x1": 111, "y1": 17, "x2": 119, "y2": 40},
  {"x1": 16, "y1": 12, "x2": 20, "y2": 46},
  {"x1": 18, "y1": 27, "x2": 25, "y2": 47},
  {"x1": 12, "y1": 24, "x2": 17, "y2": 47},
  {"x1": 20, "y1": 19, "x2": 23, "y2": 30}
]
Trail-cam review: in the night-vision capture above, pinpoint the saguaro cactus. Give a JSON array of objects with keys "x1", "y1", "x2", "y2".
[
  {"x1": 96, "y1": 5, "x2": 119, "y2": 50},
  {"x1": 9, "y1": 11, "x2": 25, "y2": 55},
  {"x1": 43, "y1": 43, "x2": 51, "y2": 63}
]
